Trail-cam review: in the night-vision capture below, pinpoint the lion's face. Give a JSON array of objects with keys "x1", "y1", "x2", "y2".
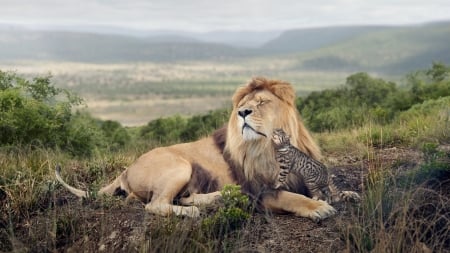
[
  {"x1": 227, "y1": 78, "x2": 300, "y2": 152},
  {"x1": 235, "y1": 89, "x2": 284, "y2": 141}
]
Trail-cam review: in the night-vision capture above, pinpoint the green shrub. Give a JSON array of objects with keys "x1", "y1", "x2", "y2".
[
  {"x1": 64, "y1": 112, "x2": 106, "y2": 157},
  {"x1": 394, "y1": 97, "x2": 450, "y2": 145},
  {"x1": 180, "y1": 109, "x2": 229, "y2": 141},
  {"x1": 407, "y1": 142, "x2": 450, "y2": 185},
  {"x1": 298, "y1": 63, "x2": 450, "y2": 132},
  {"x1": 341, "y1": 141, "x2": 450, "y2": 253},
  {"x1": 298, "y1": 72, "x2": 401, "y2": 131},
  {"x1": 202, "y1": 185, "x2": 250, "y2": 235},
  {"x1": 140, "y1": 115, "x2": 187, "y2": 144},
  {"x1": 0, "y1": 71, "x2": 132, "y2": 156},
  {"x1": 408, "y1": 62, "x2": 450, "y2": 104},
  {"x1": 140, "y1": 108, "x2": 229, "y2": 144},
  {"x1": 100, "y1": 120, "x2": 131, "y2": 150},
  {"x1": 0, "y1": 71, "x2": 79, "y2": 147}
]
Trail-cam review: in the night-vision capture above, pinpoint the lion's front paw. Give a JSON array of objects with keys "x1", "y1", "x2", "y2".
[
  {"x1": 181, "y1": 206, "x2": 200, "y2": 218},
  {"x1": 305, "y1": 200, "x2": 337, "y2": 222}
]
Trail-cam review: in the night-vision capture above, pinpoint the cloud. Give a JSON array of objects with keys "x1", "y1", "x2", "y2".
[{"x1": 0, "y1": 0, "x2": 449, "y2": 31}]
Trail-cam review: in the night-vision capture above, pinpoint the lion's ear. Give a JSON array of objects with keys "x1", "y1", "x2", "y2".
[
  {"x1": 268, "y1": 82, "x2": 296, "y2": 107},
  {"x1": 251, "y1": 77, "x2": 296, "y2": 107}
]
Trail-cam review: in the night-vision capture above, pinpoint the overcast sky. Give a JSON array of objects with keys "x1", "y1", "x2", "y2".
[{"x1": 1, "y1": 0, "x2": 449, "y2": 32}]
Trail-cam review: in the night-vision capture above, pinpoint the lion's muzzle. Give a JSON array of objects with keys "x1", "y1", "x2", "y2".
[{"x1": 237, "y1": 105, "x2": 267, "y2": 140}]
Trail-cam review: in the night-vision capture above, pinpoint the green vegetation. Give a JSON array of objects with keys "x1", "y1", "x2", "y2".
[
  {"x1": 0, "y1": 71, "x2": 133, "y2": 156},
  {"x1": 140, "y1": 109, "x2": 229, "y2": 144},
  {"x1": 298, "y1": 62, "x2": 450, "y2": 132},
  {"x1": 341, "y1": 143, "x2": 449, "y2": 252},
  {"x1": 0, "y1": 63, "x2": 449, "y2": 252},
  {"x1": 0, "y1": 71, "x2": 80, "y2": 148},
  {"x1": 202, "y1": 185, "x2": 251, "y2": 234}
]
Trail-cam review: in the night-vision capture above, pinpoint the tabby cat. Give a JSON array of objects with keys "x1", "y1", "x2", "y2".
[{"x1": 271, "y1": 128, "x2": 360, "y2": 203}]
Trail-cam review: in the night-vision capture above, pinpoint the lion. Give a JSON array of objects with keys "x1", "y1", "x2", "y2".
[{"x1": 55, "y1": 77, "x2": 336, "y2": 221}]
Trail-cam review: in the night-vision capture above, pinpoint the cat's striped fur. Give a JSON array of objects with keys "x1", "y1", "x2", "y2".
[{"x1": 272, "y1": 128, "x2": 360, "y2": 203}]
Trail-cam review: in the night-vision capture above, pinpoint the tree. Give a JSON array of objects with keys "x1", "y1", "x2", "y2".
[
  {"x1": 0, "y1": 71, "x2": 80, "y2": 147},
  {"x1": 426, "y1": 62, "x2": 449, "y2": 82}
]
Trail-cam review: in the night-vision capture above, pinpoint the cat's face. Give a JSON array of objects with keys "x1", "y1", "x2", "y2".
[{"x1": 271, "y1": 128, "x2": 291, "y2": 147}]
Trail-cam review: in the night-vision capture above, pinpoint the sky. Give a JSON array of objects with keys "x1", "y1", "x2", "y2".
[{"x1": 1, "y1": 0, "x2": 450, "y2": 32}]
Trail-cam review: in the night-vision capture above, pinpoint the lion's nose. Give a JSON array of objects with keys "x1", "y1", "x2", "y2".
[{"x1": 238, "y1": 109, "x2": 253, "y2": 118}]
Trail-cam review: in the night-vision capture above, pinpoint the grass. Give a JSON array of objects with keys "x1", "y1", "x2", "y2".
[
  {"x1": 1, "y1": 96, "x2": 449, "y2": 252},
  {"x1": 317, "y1": 96, "x2": 450, "y2": 159},
  {"x1": 0, "y1": 146, "x2": 251, "y2": 252},
  {"x1": 319, "y1": 99, "x2": 450, "y2": 253},
  {"x1": 338, "y1": 145, "x2": 449, "y2": 253}
]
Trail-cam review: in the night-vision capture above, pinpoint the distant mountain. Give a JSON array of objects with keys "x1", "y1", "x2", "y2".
[
  {"x1": 192, "y1": 30, "x2": 281, "y2": 48},
  {"x1": 0, "y1": 30, "x2": 254, "y2": 62},
  {"x1": 0, "y1": 23, "x2": 280, "y2": 48},
  {"x1": 1, "y1": 21, "x2": 449, "y2": 74},
  {"x1": 261, "y1": 25, "x2": 390, "y2": 54},
  {"x1": 292, "y1": 22, "x2": 450, "y2": 74}
]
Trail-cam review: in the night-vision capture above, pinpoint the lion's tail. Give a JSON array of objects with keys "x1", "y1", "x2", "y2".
[{"x1": 55, "y1": 165, "x2": 89, "y2": 198}]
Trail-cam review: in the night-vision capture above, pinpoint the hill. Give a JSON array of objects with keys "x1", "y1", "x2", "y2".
[
  {"x1": 0, "y1": 30, "x2": 253, "y2": 62},
  {"x1": 1, "y1": 21, "x2": 449, "y2": 74},
  {"x1": 261, "y1": 25, "x2": 389, "y2": 54},
  {"x1": 296, "y1": 22, "x2": 450, "y2": 74}
]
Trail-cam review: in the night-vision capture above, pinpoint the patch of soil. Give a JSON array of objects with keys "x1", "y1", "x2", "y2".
[
  {"x1": 235, "y1": 203, "x2": 354, "y2": 253},
  {"x1": 5, "y1": 147, "x2": 448, "y2": 253}
]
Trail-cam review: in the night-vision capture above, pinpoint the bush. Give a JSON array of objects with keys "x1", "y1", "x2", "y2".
[
  {"x1": 298, "y1": 63, "x2": 450, "y2": 132},
  {"x1": 180, "y1": 109, "x2": 229, "y2": 141},
  {"x1": 342, "y1": 144, "x2": 450, "y2": 252},
  {"x1": 202, "y1": 185, "x2": 250, "y2": 235},
  {"x1": 298, "y1": 72, "x2": 401, "y2": 132},
  {"x1": 64, "y1": 112, "x2": 106, "y2": 157},
  {"x1": 100, "y1": 120, "x2": 131, "y2": 150},
  {"x1": 408, "y1": 62, "x2": 450, "y2": 104},
  {"x1": 0, "y1": 71, "x2": 80, "y2": 147},
  {"x1": 140, "y1": 108, "x2": 229, "y2": 144},
  {"x1": 0, "y1": 71, "x2": 131, "y2": 156},
  {"x1": 140, "y1": 115, "x2": 187, "y2": 144}
]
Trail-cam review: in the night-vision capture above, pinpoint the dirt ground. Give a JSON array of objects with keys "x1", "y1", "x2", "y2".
[{"x1": 4, "y1": 146, "x2": 448, "y2": 253}]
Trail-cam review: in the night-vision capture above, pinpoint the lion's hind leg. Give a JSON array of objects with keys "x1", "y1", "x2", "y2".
[
  {"x1": 179, "y1": 191, "x2": 222, "y2": 206},
  {"x1": 145, "y1": 193, "x2": 201, "y2": 218},
  {"x1": 98, "y1": 176, "x2": 122, "y2": 195},
  {"x1": 144, "y1": 162, "x2": 200, "y2": 218},
  {"x1": 145, "y1": 201, "x2": 200, "y2": 217}
]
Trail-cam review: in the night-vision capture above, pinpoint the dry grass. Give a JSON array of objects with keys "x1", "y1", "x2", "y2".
[
  {"x1": 338, "y1": 150, "x2": 449, "y2": 253},
  {"x1": 315, "y1": 103, "x2": 450, "y2": 252},
  {"x1": 84, "y1": 95, "x2": 231, "y2": 126}
]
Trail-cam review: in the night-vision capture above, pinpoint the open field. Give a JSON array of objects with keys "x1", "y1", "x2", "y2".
[
  {"x1": 84, "y1": 96, "x2": 230, "y2": 126},
  {"x1": 0, "y1": 60, "x2": 361, "y2": 125},
  {"x1": 2, "y1": 130, "x2": 448, "y2": 252}
]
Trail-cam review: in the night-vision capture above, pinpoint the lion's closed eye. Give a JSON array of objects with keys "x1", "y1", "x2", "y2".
[{"x1": 257, "y1": 99, "x2": 271, "y2": 107}]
